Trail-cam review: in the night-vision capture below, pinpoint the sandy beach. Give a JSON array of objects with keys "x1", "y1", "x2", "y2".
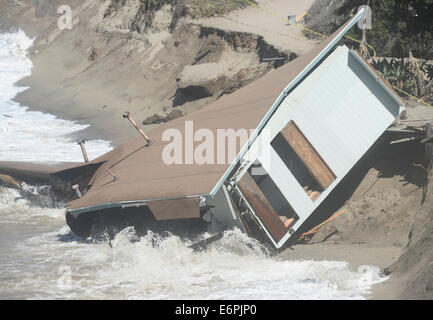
[
  {"x1": 281, "y1": 243, "x2": 403, "y2": 299},
  {"x1": 10, "y1": 0, "x2": 317, "y2": 147}
]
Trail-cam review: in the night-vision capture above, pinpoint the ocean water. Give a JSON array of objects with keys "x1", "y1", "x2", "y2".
[
  {"x1": 0, "y1": 30, "x2": 388, "y2": 300},
  {"x1": 0, "y1": 30, "x2": 111, "y2": 162}
]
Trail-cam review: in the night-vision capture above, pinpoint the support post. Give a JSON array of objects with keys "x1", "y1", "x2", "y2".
[
  {"x1": 77, "y1": 140, "x2": 89, "y2": 163},
  {"x1": 424, "y1": 123, "x2": 433, "y2": 178},
  {"x1": 72, "y1": 184, "x2": 82, "y2": 198},
  {"x1": 123, "y1": 111, "x2": 150, "y2": 145}
]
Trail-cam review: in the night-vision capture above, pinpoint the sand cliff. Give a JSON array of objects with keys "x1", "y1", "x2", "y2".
[{"x1": 2, "y1": 0, "x2": 299, "y2": 146}]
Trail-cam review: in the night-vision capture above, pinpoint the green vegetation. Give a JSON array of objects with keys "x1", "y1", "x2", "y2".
[
  {"x1": 306, "y1": 0, "x2": 433, "y2": 60},
  {"x1": 105, "y1": 0, "x2": 252, "y2": 19},
  {"x1": 306, "y1": 0, "x2": 433, "y2": 103},
  {"x1": 372, "y1": 58, "x2": 433, "y2": 100},
  {"x1": 104, "y1": 0, "x2": 253, "y2": 32},
  {"x1": 187, "y1": 0, "x2": 251, "y2": 18}
]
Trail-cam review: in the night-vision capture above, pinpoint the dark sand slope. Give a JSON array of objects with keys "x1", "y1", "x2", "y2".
[
  {"x1": 380, "y1": 174, "x2": 433, "y2": 299},
  {"x1": 283, "y1": 100, "x2": 433, "y2": 299},
  {"x1": 282, "y1": 135, "x2": 430, "y2": 299}
]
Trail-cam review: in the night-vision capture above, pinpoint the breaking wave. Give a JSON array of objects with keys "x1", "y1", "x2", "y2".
[
  {"x1": 0, "y1": 182, "x2": 387, "y2": 299},
  {"x1": 0, "y1": 30, "x2": 112, "y2": 162},
  {"x1": 1, "y1": 223, "x2": 387, "y2": 300},
  {"x1": 0, "y1": 185, "x2": 64, "y2": 223}
]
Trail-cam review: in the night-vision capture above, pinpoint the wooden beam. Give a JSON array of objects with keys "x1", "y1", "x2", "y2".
[
  {"x1": 238, "y1": 172, "x2": 287, "y2": 242},
  {"x1": 280, "y1": 121, "x2": 335, "y2": 189}
]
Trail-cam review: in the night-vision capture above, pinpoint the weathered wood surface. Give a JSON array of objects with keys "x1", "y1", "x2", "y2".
[
  {"x1": 0, "y1": 161, "x2": 80, "y2": 183},
  {"x1": 280, "y1": 121, "x2": 335, "y2": 190},
  {"x1": 238, "y1": 172, "x2": 287, "y2": 242}
]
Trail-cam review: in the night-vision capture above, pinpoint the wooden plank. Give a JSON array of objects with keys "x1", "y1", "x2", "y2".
[
  {"x1": 308, "y1": 190, "x2": 321, "y2": 201},
  {"x1": 238, "y1": 171, "x2": 287, "y2": 242},
  {"x1": 147, "y1": 198, "x2": 200, "y2": 220},
  {"x1": 280, "y1": 121, "x2": 336, "y2": 189}
]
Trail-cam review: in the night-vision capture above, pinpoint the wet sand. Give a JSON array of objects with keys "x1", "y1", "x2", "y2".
[{"x1": 281, "y1": 243, "x2": 404, "y2": 299}]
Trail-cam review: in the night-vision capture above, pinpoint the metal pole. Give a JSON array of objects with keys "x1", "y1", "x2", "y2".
[
  {"x1": 105, "y1": 168, "x2": 118, "y2": 181},
  {"x1": 72, "y1": 184, "x2": 82, "y2": 198},
  {"x1": 77, "y1": 140, "x2": 89, "y2": 163},
  {"x1": 123, "y1": 111, "x2": 150, "y2": 145},
  {"x1": 261, "y1": 57, "x2": 286, "y2": 61},
  {"x1": 425, "y1": 123, "x2": 433, "y2": 170}
]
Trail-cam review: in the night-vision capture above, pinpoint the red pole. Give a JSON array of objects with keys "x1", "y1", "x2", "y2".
[
  {"x1": 77, "y1": 140, "x2": 89, "y2": 163},
  {"x1": 123, "y1": 111, "x2": 150, "y2": 145}
]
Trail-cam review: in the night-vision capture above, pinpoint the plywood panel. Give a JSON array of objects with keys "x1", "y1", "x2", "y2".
[
  {"x1": 280, "y1": 121, "x2": 335, "y2": 189},
  {"x1": 238, "y1": 172, "x2": 287, "y2": 242},
  {"x1": 147, "y1": 198, "x2": 200, "y2": 220},
  {"x1": 259, "y1": 147, "x2": 313, "y2": 218}
]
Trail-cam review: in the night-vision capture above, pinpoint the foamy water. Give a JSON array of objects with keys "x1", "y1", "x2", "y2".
[
  {"x1": 0, "y1": 187, "x2": 386, "y2": 300},
  {"x1": 0, "y1": 30, "x2": 112, "y2": 162},
  {"x1": 0, "y1": 31, "x2": 388, "y2": 299}
]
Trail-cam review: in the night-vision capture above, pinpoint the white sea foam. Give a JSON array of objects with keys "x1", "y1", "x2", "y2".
[
  {"x1": 0, "y1": 30, "x2": 388, "y2": 300},
  {"x1": 3, "y1": 227, "x2": 387, "y2": 300},
  {"x1": 0, "y1": 185, "x2": 64, "y2": 223},
  {"x1": 0, "y1": 30, "x2": 112, "y2": 162}
]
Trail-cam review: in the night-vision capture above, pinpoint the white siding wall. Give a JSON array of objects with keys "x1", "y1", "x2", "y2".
[{"x1": 236, "y1": 45, "x2": 403, "y2": 248}]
